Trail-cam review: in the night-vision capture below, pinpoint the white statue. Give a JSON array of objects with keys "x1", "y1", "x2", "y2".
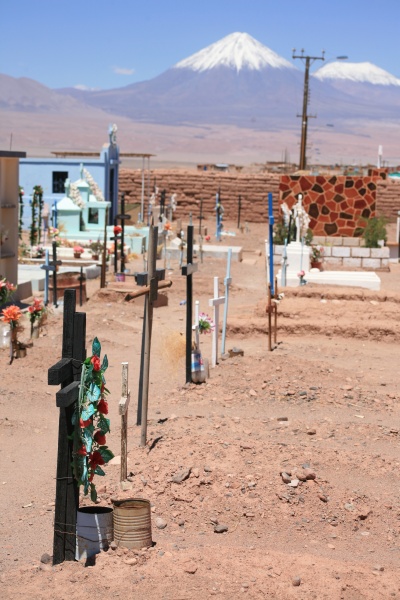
[{"x1": 292, "y1": 194, "x2": 310, "y2": 243}]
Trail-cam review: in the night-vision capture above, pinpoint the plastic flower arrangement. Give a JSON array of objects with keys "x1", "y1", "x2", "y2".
[
  {"x1": 311, "y1": 244, "x2": 324, "y2": 262},
  {"x1": 297, "y1": 270, "x2": 306, "y2": 285},
  {"x1": 72, "y1": 337, "x2": 114, "y2": 502},
  {"x1": 198, "y1": 312, "x2": 215, "y2": 334},
  {"x1": 73, "y1": 245, "x2": 84, "y2": 254},
  {"x1": 113, "y1": 225, "x2": 122, "y2": 236},
  {"x1": 89, "y1": 239, "x2": 103, "y2": 254},
  {"x1": 0, "y1": 278, "x2": 17, "y2": 305},
  {"x1": 1, "y1": 304, "x2": 22, "y2": 328},
  {"x1": 28, "y1": 298, "x2": 46, "y2": 325},
  {"x1": 33, "y1": 245, "x2": 45, "y2": 258}
]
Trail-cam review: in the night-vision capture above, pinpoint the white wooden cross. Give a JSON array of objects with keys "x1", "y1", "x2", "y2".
[
  {"x1": 208, "y1": 276, "x2": 225, "y2": 368},
  {"x1": 119, "y1": 362, "x2": 131, "y2": 482}
]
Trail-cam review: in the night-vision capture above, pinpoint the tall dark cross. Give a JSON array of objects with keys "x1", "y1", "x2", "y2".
[
  {"x1": 136, "y1": 264, "x2": 166, "y2": 428},
  {"x1": 197, "y1": 198, "x2": 205, "y2": 235},
  {"x1": 111, "y1": 217, "x2": 120, "y2": 274},
  {"x1": 237, "y1": 195, "x2": 242, "y2": 229},
  {"x1": 115, "y1": 192, "x2": 131, "y2": 274},
  {"x1": 181, "y1": 224, "x2": 198, "y2": 383},
  {"x1": 48, "y1": 289, "x2": 86, "y2": 564},
  {"x1": 159, "y1": 189, "x2": 166, "y2": 222}
]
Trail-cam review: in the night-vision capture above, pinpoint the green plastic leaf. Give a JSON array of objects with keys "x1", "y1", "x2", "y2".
[
  {"x1": 95, "y1": 466, "x2": 106, "y2": 476},
  {"x1": 81, "y1": 403, "x2": 95, "y2": 421},
  {"x1": 87, "y1": 383, "x2": 101, "y2": 403},
  {"x1": 98, "y1": 447, "x2": 114, "y2": 463},
  {"x1": 90, "y1": 483, "x2": 97, "y2": 502},
  {"x1": 98, "y1": 415, "x2": 110, "y2": 434},
  {"x1": 82, "y1": 429, "x2": 93, "y2": 454},
  {"x1": 92, "y1": 337, "x2": 101, "y2": 357},
  {"x1": 101, "y1": 354, "x2": 108, "y2": 372}
]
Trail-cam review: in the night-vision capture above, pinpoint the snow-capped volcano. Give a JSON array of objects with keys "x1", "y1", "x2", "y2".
[
  {"x1": 174, "y1": 32, "x2": 296, "y2": 73},
  {"x1": 313, "y1": 61, "x2": 400, "y2": 86}
]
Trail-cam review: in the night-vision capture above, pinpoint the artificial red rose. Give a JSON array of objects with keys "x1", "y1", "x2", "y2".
[
  {"x1": 97, "y1": 399, "x2": 108, "y2": 415},
  {"x1": 77, "y1": 445, "x2": 87, "y2": 456},
  {"x1": 113, "y1": 225, "x2": 122, "y2": 235},
  {"x1": 90, "y1": 450, "x2": 105, "y2": 466},
  {"x1": 94, "y1": 430, "x2": 106, "y2": 445},
  {"x1": 79, "y1": 417, "x2": 92, "y2": 428},
  {"x1": 91, "y1": 355, "x2": 101, "y2": 371}
]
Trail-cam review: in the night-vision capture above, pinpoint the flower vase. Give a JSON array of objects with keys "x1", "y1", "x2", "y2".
[
  {"x1": 31, "y1": 324, "x2": 39, "y2": 339},
  {"x1": 91, "y1": 253, "x2": 99, "y2": 261},
  {"x1": 74, "y1": 252, "x2": 82, "y2": 259},
  {"x1": 311, "y1": 261, "x2": 323, "y2": 270}
]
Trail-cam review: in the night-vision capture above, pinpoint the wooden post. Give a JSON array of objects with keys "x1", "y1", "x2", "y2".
[
  {"x1": 48, "y1": 289, "x2": 86, "y2": 564},
  {"x1": 267, "y1": 283, "x2": 272, "y2": 352},
  {"x1": 119, "y1": 362, "x2": 130, "y2": 482},
  {"x1": 274, "y1": 277, "x2": 278, "y2": 346},
  {"x1": 140, "y1": 225, "x2": 158, "y2": 447},
  {"x1": 209, "y1": 276, "x2": 225, "y2": 368}
]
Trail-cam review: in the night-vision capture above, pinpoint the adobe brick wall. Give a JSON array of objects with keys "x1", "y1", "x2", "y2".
[
  {"x1": 119, "y1": 169, "x2": 400, "y2": 224},
  {"x1": 119, "y1": 169, "x2": 280, "y2": 223},
  {"x1": 376, "y1": 179, "x2": 400, "y2": 220}
]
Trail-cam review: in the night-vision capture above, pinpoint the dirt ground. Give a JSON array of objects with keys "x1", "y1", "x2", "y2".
[{"x1": 1, "y1": 220, "x2": 400, "y2": 599}]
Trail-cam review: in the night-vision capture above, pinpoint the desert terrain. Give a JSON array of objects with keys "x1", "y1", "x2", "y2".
[{"x1": 1, "y1": 220, "x2": 400, "y2": 599}]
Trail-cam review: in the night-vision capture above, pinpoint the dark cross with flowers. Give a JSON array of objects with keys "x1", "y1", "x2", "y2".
[
  {"x1": 181, "y1": 223, "x2": 198, "y2": 383},
  {"x1": 48, "y1": 289, "x2": 86, "y2": 564},
  {"x1": 111, "y1": 220, "x2": 122, "y2": 274}
]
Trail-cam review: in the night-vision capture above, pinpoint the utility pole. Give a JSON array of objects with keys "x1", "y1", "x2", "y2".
[{"x1": 292, "y1": 49, "x2": 325, "y2": 171}]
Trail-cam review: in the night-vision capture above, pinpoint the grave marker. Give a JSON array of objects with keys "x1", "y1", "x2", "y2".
[
  {"x1": 208, "y1": 276, "x2": 225, "y2": 368},
  {"x1": 268, "y1": 192, "x2": 275, "y2": 296},
  {"x1": 181, "y1": 224, "x2": 198, "y2": 383},
  {"x1": 221, "y1": 248, "x2": 232, "y2": 356},
  {"x1": 48, "y1": 289, "x2": 86, "y2": 564},
  {"x1": 115, "y1": 191, "x2": 132, "y2": 274},
  {"x1": 40, "y1": 242, "x2": 62, "y2": 307},
  {"x1": 119, "y1": 362, "x2": 130, "y2": 482}
]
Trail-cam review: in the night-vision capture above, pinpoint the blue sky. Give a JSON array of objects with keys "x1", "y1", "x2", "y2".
[{"x1": 2, "y1": 0, "x2": 400, "y2": 89}]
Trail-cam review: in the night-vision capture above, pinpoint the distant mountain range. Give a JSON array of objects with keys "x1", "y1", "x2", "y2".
[
  {"x1": 1, "y1": 32, "x2": 400, "y2": 164},
  {"x1": 53, "y1": 32, "x2": 400, "y2": 129}
]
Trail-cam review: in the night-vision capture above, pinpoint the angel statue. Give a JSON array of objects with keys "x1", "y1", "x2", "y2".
[{"x1": 292, "y1": 194, "x2": 310, "y2": 243}]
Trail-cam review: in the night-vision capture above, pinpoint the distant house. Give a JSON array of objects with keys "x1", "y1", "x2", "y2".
[{"x1": 19, "y1": 125, "x2": 120, "y2": 225}]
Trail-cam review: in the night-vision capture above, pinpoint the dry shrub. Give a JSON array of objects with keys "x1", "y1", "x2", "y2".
[{"x1": 160, "y1": 330, "x2": 185, "y2": 373}]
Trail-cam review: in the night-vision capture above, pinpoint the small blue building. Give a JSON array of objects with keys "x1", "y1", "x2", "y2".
[{"x1": 19, "y1": 125, "x2": 120, "y2": 226}]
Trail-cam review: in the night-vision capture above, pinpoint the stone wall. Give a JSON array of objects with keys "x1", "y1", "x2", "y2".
[
  {"x1": 280, "y1": 175, "x2": 377, "y2": 237},
  {"x1": 119, "y1": 169, "x2": 400, "y2": 226}
]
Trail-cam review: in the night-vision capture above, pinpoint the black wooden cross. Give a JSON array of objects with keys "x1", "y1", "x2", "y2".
[
  {"x1": 48, "y1": 289, "x2": 86, "y2": 564},
  {"x1": 115, "y1": 192, "x2": 131, "y2": 274},
  {"x1": 181, "y1": 224, "x2": 198, "y2": 383},
  {"x1": 40, "y1": 241, "x2": 62, "y2": 307}
]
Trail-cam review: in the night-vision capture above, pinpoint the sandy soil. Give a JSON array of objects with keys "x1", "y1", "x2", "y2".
[{"x1": 1, "y1": 221, "x2": 400, "y2": 599}]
